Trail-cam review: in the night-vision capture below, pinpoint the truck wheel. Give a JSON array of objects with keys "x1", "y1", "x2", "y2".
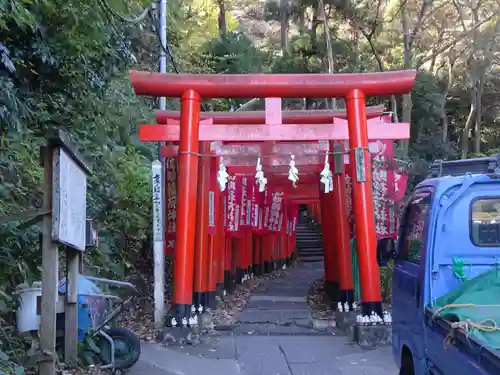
[
  {"x1": 399, "y1": 350, "x2": 415, "y2": 375},
  {"x1": 98, "y1": 327, "x2": 141, "y2": 370}
]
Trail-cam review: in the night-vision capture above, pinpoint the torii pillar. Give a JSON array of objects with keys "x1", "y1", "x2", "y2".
[
  {"x1": 130, "y1": 69, "x2": 416, "y2": 322},
  {"x1": 172, "y1": 90, "x2": 201, "y2": 321},
  {"x1": 331, "y1": 142, "x2": 354, "y2": 308},
  {"x1": 346, "y1": 90, "x2": 381, "y2": 316}
]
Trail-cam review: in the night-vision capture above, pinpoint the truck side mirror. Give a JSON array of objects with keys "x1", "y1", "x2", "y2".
[{"x1": 376, "y1": 237, "x2": 396, "y2": 266}]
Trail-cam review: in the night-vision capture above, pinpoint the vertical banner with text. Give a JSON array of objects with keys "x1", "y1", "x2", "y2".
[
  {"x1": 267, "y1": 190, "x2": 285, "y2": 232},
  {"x1": 208, "y1": 160, "x2": 217, "y2": 236},
  {"x1": 225, "y1": 175, "x2": 242, "y2": 237},
  {"x1": 371, "y1": 140, "x2": 395, "y2": 239},
  {"x1": 165, "y1": 158, "x2": 177, "y2": 254},
  {"x1": 239, "y1": 176, "x2": 251, "y2": 230}
]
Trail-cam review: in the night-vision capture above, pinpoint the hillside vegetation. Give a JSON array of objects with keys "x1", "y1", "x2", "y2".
[{"x1": 1, "y1": 0, "x2": 500, "y2": 371}]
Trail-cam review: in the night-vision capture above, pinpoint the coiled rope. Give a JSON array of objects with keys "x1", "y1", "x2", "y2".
[{"x1": 432, "y1": 303, "x2": 500, "y2": 348}]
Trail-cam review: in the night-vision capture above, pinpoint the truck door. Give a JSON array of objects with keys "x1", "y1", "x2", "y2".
[{"x1": 392, "y1": 188, "x2": 432, "y2": 371}]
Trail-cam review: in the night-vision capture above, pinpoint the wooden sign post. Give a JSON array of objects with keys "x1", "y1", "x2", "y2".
[{"x1": 39, "y1": 130, "x2": 91, "y2": 375}]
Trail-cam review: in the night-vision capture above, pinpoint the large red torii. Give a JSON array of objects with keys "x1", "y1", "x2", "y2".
[{"x1": 130, "y1": 69, "x2": 417, "y2": 322}]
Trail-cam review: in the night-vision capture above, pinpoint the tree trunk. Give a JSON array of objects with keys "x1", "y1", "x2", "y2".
[
  {"x1": 474, "y1": 78, "x2": 485, "y2": 153},
  {"x1": 441, "y1": 58, "x2": 454, "y2": 143},
  {"x1": 318, "y1": 0, "x2": 336, "y2": 109},
  {"x1": 311, "y1": 4, "x2": 320, "y2": 52},
  {"x1": 400, "y1": 1, "x2": 412, "y2": 155},
  {"x1": 298, "y1": 9, "x2": 306, "y2": 36},
  {"x1": 279, "y1": 0, "x2": 289, "y2": 55},
  {"x1": 217, "y1": 0, "x2": 227, "y2": 37},
  {"x1": 461, "y1": 92, "x2": 477, "y2": 159},
  {"x1": 353, "y1": 29, "x2": 359, "y2": 68}
]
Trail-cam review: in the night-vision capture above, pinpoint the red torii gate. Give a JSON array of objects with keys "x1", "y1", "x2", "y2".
[
  {"x1": 154, "y1": 108, "x2": 405, "y2": 307},
  {"x1": 130, "y1": 70, "x2": 416, "y2": 322}
]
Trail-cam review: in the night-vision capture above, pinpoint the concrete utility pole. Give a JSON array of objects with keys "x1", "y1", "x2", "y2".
[
  {"x1": 159, "y1": 0, "x2": 167, "y2": 114},
  {"x1": 152, "y1": 0, "x2": 168, "y2": 327}
]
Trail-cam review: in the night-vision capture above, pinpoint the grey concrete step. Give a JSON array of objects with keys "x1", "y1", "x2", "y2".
[
  {"x1": 298, "y1": 258, "x2": 324, "y2": 262},
  {"x1": 296, "y1": 237, "x2": 323, "y2": 241},
  {"x1": 297, "y1": 252, "x2": 324, "y2": 257}
]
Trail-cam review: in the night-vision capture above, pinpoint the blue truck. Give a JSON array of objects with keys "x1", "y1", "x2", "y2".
[{"x1": 378, "y1": 155, "x2": 500, "y2": 375}]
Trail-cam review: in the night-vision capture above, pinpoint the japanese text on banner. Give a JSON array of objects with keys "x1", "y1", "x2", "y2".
[
  {"x1": 267, "y1": 191, "x2": 284, "y2": 232},
  {"x1": 250, "y1": 180, "x2": 260, "y2": 230},
  {"x1": 165, "y1": 158, "x2": 177, "y2": 253},
  {"x1": 239, "y1": 176, "x2": 251, "y2": 228},
  {"x1": 372, "y1": 140, "x2": 393, "y2": 239},
  {"x1": 225, "y1": 175, "x2": 241, "y2": 236}
]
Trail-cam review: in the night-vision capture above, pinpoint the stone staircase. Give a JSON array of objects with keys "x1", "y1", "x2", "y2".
[{"x1": 295, "y1": 214, "x2": 324, "y2": 263}]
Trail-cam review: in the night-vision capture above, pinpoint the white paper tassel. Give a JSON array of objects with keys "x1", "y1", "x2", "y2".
[
  {"x1": 288, "y1": 155, "x2": 299, "y2": 187},
  {"x1": 320, "y1": 152, "x2": 333, "y2": 193},
  {"x1": 255, "y1": 157, "x2": 267, "y2": 192},
  {"x1": 217, "y1": 157, "x2": 229, "y2": 192}
]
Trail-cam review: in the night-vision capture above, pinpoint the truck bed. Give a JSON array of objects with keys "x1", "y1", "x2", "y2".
[{"x1": 424, "y1": 307, "x2": 500, "y2": 374}]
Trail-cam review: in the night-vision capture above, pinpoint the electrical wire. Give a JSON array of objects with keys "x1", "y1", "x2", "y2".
[
  {"x1": 146, "y1": 9, "x2": 210, "y2": 111},
  {"x1": 147, "y1": 8, "x2": 179, "y2": 73},
  {"x1": 97, "y1": 0, "x2": 153, "y2": 24}
]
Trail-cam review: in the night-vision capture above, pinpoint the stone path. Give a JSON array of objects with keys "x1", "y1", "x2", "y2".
[{"x1": 129, "y1": 262, "x2": 398, "y2": 375}]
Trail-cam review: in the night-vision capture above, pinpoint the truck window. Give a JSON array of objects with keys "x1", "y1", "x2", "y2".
[
  {"x1": 401, "y1": 194, "x2": 431, "y2": 263},
  {"x1": 471, "y1": 198, "x2": 500, "y2": 246}
]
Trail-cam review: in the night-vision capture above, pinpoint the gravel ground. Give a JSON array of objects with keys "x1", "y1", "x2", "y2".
[{"x1": 307, "y1": 278, "x2": 336, "y2": 320}]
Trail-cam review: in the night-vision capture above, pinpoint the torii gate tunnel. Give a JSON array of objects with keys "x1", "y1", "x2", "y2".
[{"x1": 130, "y1": 70, "x2": 417, "y2": 322}]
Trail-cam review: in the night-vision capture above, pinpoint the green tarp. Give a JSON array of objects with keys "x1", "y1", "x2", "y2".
[{"x1": 433, "y1": 268, "x2": 500, "y2": 349}]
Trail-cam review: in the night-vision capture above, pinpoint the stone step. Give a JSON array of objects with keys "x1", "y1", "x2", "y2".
[
  {"x1": 298, "y1": 256, "x2": 324, "y2": 263},
  {"x1": 297, "y1": 242, "x2": 322, "y2": 246},
  {"x1": 297, "y1": 251, "x2": 324, "y2": 257},
  {"x1": 297, "y1": 254, "x2": 324, "y2": 259},
  {"x1": 297, "y1": 246, "x2": 323, "y2": 251},
  {"x1": 296, "y1": 229, "x2": 321, "y2": 233}
]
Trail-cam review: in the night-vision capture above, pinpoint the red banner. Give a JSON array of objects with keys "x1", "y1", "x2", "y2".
[
  {"x1": 239, "y1": 176, "x2": 251, "y2": 229},
  {"x1": 267, "y1": 190, "x2": 285, "y2": 232},
  {"x1": 286, "y1": 204, "x2": 299, "y2": 236},
  {"x1": 345, "y1": 166, "x2": 355, "y2": 239},
  {"x1": 165, "y1": 158, "x2": 177, "y2": 254},
  {"x1": 289, "y1": 204, "x2": 299, "y2": 234},
  {"x1": 389, "y1": 171, "x2": 408, "y2": 235},
  {"x1": 250, "y1": 181, "x2": 261, "y2": 230},
  {"x1": 393, "y1": 172, "x2": 408, "y2": 203},
  {"x1": 259, "y1": 186, "x2": 272, "y2": 235},
  {"x1": 225, "y1": 175, "x2": 241, "y2": 236},
  {"x1": 345, "y1": 139, "x2": 401, "y2": 240},
  {"x1": 257, "y1": 206, "x2": 265, "y2": 234},
  {"x1": 372, "y1": 140, "x2": 395, "y2": 239}
]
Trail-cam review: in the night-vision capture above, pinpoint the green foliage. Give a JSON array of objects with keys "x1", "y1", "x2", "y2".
[
  {"x1": 467, "y1": 152, "x2": 488, "y2": 159},
  {"x1": 406, "y1": 72, "x2": 459, "y2": 189},
  {"x1": 0, "y1": 1, "x2": 156, "y2": 371},
  {"x1": 198, "y1": 32, "x2": 268, "y2": 74},
  {"x1": 78, "y1": 334, "x2": 102, "y2": 367},
  {"x1": 1, "y1": 0, "x2": 499, "y2": 368},
  {"x1": 0, "y1": 349, "x2": 25, "y2": 375},
  {"x1": 0, "y1": 316, "x2": 25, "y2": 375}
]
